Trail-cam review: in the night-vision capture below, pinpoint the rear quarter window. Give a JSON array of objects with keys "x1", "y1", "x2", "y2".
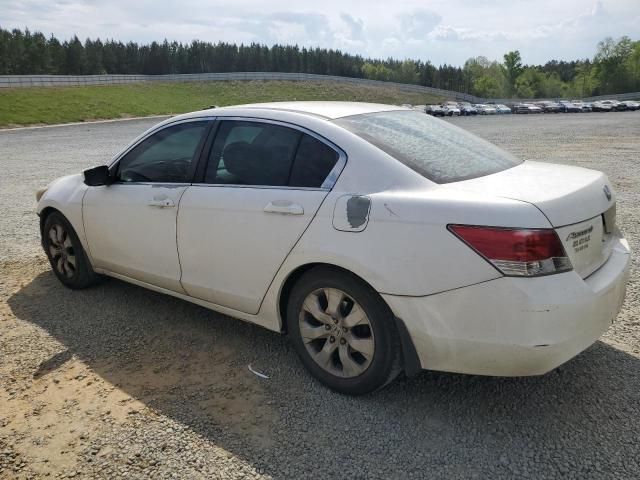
[
  {"x1": 334, "y1": 110, "x2": 522, "y2": 184},
  {"x1": 289, "y1": 134, "x2": 340, "y2": 188}
]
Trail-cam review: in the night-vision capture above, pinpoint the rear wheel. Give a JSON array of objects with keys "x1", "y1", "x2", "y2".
[
  {"x1": 42, "y1": 211, "x2": 100, "y2": 289},
  {"x1": 287, "y1": 267, "x2": 402, "y2": 395}
]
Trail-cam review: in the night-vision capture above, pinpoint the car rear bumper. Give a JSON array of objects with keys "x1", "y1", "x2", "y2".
[{"x1": 383, "y1": 236, "x2": 630, "y2": 376}]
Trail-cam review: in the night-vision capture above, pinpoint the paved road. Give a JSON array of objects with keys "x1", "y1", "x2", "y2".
[{"x1": 1, "y1": 112, "x2": 639, "y2": 479}]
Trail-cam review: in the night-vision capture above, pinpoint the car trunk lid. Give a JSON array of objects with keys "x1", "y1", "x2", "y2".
[{"x1": 447, "y1": 161, "x2": 617, "y2": 278}]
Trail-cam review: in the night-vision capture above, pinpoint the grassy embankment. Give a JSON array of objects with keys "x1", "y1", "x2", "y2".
[{"x1": 0, "y1": 80, "x2": 446, "y2": 127}]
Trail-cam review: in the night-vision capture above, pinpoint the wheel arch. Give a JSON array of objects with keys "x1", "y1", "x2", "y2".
[
  {"x1": 39, "y1": 206, "x2": 61, "y2": 236},
  {"x1": 277, "y1": 261, "x2": 422, "y2": 376},
  {"x1": 38, "y1": 204, "x2": 94, "y2": 268},
  {"x1": 278, "y1": 263, "x2": 366, "y2": 334}
]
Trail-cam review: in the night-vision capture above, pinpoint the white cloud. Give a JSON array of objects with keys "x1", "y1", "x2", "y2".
[{"x1": 0, "y1": 0, "x2": 638, "y2": 65}]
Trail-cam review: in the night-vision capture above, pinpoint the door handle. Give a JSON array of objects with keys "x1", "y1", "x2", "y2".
[
  {"x1": 263, "y1": 201, "x2": 304, "y2": 215},
  {"x1": 147, "y1": 198, "x2": 175, "y2": 208}
]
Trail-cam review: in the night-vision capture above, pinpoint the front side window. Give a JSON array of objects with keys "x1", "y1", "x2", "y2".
[
  {"x1": 334, "y1": 110, "x2": 521, "y2": 184},
  {"x1": 117, "y1": 121, "x2": 208, "y2": 183},
  {"x1": 205, "y1": 121, "x2": 340, "y2": 188}
]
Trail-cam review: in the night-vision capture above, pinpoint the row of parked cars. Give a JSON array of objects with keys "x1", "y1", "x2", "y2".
[{"x1": 420, "y1": 99, "x2": 640, "y2": 116}]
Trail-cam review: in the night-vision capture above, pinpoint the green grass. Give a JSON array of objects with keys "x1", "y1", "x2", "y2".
[{"x1": 0, "y1": 80, "x2": 446, "y2": 127}]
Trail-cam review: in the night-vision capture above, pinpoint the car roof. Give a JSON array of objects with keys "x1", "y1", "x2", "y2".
[{"x1": 187, "y1": 101, "x2": 408, "y2": 120}]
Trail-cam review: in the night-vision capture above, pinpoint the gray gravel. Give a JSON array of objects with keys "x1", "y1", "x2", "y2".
[{"x1": 1, "y1": 112, "x2": 639, "y2": 479}]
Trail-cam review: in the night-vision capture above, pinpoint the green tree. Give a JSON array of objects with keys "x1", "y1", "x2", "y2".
[
  {"x1": 0, "y1": 28, "x2": 12, "y2": 74},
  {"x1": 623, "y1": 40, "x2": 640, "y2": 92},
  {"x1": 594, "y1": 36, "x2": 635, "y2": 94},
  {"x1": 514, "y1": 68, "x2": 543, "y2": 98},
  {"x1": 393, "y1": 60, "x2": 419, "y2": 84},
  {"x1": 85, "y1": 38, "x2": 105, "y2": 74},
  {"x1": 64, "y1": 35, "x2": 86, "y2": 74},
  {"x1": 539, "y1": 72, "x2": 566, "y2": 98},
  {"x1": 464, "y1": 56, "x2": 508, "y2": 97},
  {"x1": 502, "y1": 50, "x2": 523, "y2": 96},
  {"x1": 47, "y1": 36, "x2": 65, "y2": 74},
  {"x1": 473, "y1": 75, "x2": 501, "y2": 97},
  {"x1": 0, "y1": 26, "x2": 637, "y2": 97},
  {"x1": 362, "y1": 62, "x2": 393, "y2": 81},
  {"x1": 571, "y1": 62, "x2": 598, "y2": 97}
]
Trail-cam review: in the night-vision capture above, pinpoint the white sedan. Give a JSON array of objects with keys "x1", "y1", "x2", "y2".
[
  {"x1": 37, "y1": 102, "x2": 630, "y2": 395},
  {"x1": 475, "y1": 104, "x2": 497, "y2": 115}
]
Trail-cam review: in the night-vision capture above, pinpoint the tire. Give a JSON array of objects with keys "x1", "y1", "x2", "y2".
[
  {"x1": 287, "y1": 267, "x2": 403, "y2": 395},
  {"x1": 42, "y1": 211, "x2": 101, "y2": 289}
]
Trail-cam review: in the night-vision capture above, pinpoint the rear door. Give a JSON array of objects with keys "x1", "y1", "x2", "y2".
[{"x1": 177, "y1": 119, "x2": 344, "y2": 314}]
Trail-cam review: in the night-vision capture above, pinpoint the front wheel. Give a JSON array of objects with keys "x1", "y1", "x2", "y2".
[
  {"x1": 42, "y1": 211, "x2": 101, "y2": 289},
  {"x1": 287, "y1": 267, "x2": 402, "y2": 395}
]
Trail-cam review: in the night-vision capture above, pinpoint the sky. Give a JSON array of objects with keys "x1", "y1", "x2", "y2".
[{"x1": 1, "y1": 0, "x2": 639, "y2": 66}]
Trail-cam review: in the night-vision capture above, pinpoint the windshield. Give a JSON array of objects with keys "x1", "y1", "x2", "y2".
[{"x1": 334, "y1": 110, "x2": 522, "y2": 184}]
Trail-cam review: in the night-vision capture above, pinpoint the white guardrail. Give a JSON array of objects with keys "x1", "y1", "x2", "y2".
[
  {"x1": 0, "y1": 72, "x2": 637, "y2": 103},
  {"x1": 0, "y1": 72, "x2": 480, "y2": 102}
]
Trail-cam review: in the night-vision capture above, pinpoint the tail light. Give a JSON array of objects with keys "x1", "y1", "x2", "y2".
[{"x1": 448, "y1": 225, "x2": 572, "y2": 277}]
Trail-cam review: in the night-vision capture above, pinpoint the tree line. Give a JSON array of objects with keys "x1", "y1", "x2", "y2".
[{"x1": 0, "y1": 26, "x2": 638, "y2": 98}]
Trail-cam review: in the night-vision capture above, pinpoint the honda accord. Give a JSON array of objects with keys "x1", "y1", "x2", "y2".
[{"x1": 36, "y1": 102, "x2": 630, "y2": 395}]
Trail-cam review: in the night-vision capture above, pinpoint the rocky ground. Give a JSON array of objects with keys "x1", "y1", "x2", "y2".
[{"x1": 0, "y1": 112, "x2": 639, "y2": 479}]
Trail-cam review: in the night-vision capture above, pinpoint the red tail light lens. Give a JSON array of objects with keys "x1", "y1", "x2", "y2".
[{"x1": 448, "y1": 225, "x2": 572, "y2": 277}]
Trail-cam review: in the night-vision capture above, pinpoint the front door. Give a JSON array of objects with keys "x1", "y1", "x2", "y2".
[{"x1": 83, "y1": 120, "x2": 210, "y2": 292}]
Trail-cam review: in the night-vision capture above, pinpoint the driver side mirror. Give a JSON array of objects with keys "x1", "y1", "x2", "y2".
[{"x1": 83, "y1": 165, "x2": 113, "y2": 186}]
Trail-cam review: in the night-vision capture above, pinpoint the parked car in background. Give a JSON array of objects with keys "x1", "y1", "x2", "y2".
[
  {"x1": 495, "y1": 104, "x2": 512, "y2": 114},
  {"x1": 512, "y1": 103, "x2": 542, "y2": 114},
  {"x1": 512, "y1": 103, "x2": 529, "y2": 114},
  {"x1": 621, "y1": 100, "x2": 640, "y2": 111},
  {"x1": 559, "y1": 101, "x2": 582, "y2": 113},
  {"x1": 525, "y1": 103, "x2": 543, "y2": 114},
  {"x1": 476, "y1": 104, "x2": 497, "y2": 115},
  {"x1": 598, "y1": 100, "x2": 627, "y2": 111},
  {"x1": 458, "y1": 103, "x2": 478, "y2": 116},
  {"x1": 572, "y1": 100, "x2": 593, "y2": 112},
  {"x1": 426, "y1": 105, "x2": 446, "y2": 117},
  {"x1": 442, "y1": 103, "x2": 461, "y2": 116},
  {"x1": 591, "y1": 101, "x2": 614, "y2": 112},
  {"x1": 536, "y1": 101, "x2": 561, "y2": 113},
  {"x1": 37, "y1": 101, "x2": 630, "y2": 395}
]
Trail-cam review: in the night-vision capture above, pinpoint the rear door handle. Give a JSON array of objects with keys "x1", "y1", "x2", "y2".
[
  {"x1": 147, "y1": 198, "x2": 175, "y2": 208},
  {"x1": 263, "y1": 201, "x2": 304, "y2": 215}
]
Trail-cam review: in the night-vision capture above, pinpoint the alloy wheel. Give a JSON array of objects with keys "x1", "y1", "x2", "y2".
[
  {"x1": 298, "y1": 288, "x2": 375, "y2": 378},
  {"x1": 48, "y1": 224, "x2": 76, "y2": 278}
]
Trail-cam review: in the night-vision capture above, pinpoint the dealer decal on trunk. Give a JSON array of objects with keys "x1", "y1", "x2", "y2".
[{"x1": 566, "y1": 225, "x2": 593, "y2": 253}]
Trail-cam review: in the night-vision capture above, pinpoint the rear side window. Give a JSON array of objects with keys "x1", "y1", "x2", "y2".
[
  {"x1": 206, "y1": 121, "x2": 300, "y2": 186},
  {"x1": 334, "y1": 110, "x2": 521, "y2": 184},
  {"x1": 205, "y1": 120, "x2": 340, "y2": 188}
]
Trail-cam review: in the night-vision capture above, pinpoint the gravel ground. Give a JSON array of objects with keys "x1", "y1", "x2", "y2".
[{"x1": 1, "y1": 112, "x2": 639, "y2": 479}]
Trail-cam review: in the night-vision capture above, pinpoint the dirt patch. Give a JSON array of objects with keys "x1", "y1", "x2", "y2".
[{"x1": 0, "y1": 259, "x2": 277, "y2": 479}]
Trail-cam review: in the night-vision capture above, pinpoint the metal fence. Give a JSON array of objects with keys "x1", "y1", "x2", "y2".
[
  {"x1": 582, "y1": 92, "x2": 640, "y2": 102},
  {"x1": 0, "y1": 72, "x2": 637, "y2": 103},
  {"x1": 0, "y1": 72, "x2": 481, "y2": 102}
]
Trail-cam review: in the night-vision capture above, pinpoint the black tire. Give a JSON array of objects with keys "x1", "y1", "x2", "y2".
[
  {"x1": 42, "y1": 211, "x2": 101, "y2": 289},
  {"x1": 287, "y1": 267, "x2": 403, "y2": 395}
]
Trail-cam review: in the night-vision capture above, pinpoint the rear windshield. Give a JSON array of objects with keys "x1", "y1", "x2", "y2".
[{"x1": 334, "y1": 110, "x2": 522, "y2": 184}]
